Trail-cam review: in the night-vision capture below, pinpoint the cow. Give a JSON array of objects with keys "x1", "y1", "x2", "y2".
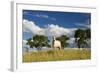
[{"x1": 52, "y1": 36, "x2": 61, "y2": 50}]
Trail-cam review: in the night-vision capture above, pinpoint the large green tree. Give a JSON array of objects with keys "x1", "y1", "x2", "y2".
[
  {"x1": 85, "y1": 29, "x2": 91, "y2": 39},
  {"x1": 74, "y1": 29, "x2": 91, "y2": 48},
  {"x1": 56, "y1": 35, "x2": 69, "y2": 49},
  {"x1": 26, "y1": 35, "x2": 50, "y2": 50}
]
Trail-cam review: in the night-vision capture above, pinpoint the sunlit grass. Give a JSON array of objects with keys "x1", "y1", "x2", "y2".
[{"x1": 22, "y1": 48, "x2": 91, "y2": 62}]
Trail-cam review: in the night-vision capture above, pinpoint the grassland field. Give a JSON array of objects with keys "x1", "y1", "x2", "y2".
[{"x1": 23, "y1": 48, "x2": 91, "y2": 62}]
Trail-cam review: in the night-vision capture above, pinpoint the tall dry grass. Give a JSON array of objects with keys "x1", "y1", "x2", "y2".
[{"x1": 23, "y1": 48, "x2": 91, "y2": 62}]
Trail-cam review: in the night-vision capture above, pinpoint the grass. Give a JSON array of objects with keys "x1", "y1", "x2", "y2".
[{"x1": 22, "y1": 48, "x2": 91, "y2": 63}]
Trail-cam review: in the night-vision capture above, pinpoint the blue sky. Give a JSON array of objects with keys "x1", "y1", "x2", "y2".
[{"x1": 23, "y1": 10, "x2": 91, "y2": 40}]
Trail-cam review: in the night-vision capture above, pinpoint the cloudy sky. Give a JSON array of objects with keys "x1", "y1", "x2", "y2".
[{"x1": 23, "y1": 10, "x2": 91, "y2": 47}]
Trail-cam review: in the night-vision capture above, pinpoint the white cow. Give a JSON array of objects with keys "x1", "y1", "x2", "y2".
[{"x1": 52, "y1": 37, "x2": 61, "y2": 50}]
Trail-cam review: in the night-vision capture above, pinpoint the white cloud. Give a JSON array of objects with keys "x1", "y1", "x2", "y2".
[
  {"x1": 35, "y1": 14, "x2": 56, "y2": 21},
  {"x1": 23, "y1": 40, "x2": 27, "y2": 44},
  {"x1": 45, "y1": 24, "x2": 77, "y2": 37},
  {"x1": 23, "y1": 11, "x2": 56, "y2": 21},
  {"x1": 75, "y1": 19, "x2": 91, "y2": 28},
  {"x1": 23, "y1": 19, "x2": 77, "y2": 38},
  {"x1": 67, "y1": 38, "x2": 77, "y2": 48},
  {"x1": 67, "y1": 38, "x2": 75, "y2": 44},
  {"x1": 22, "y1": 40, "x2": 29, "y2": 51},
  {"x1": 22, "y1": 40, "x2": 27, "y2": 47},
  {"x1": 23, "y1": 19, "x2": 45, "y2": 35},
  {"x1": 75, "y1": 23, "x2": 90, "y2": 28},
  {"x1": 36, "y1": 14, "x2": 49, "y2": 18}
]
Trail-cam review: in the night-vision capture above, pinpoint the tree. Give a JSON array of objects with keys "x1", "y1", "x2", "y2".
[
  {"x1": 26, "y1": 38, "x2": 33, "y2": 48},
  {"x1": 27, "y1": 35, "x2": 50, "y2": 50},
  {"x1": 85, "y1": 29, "x2": 91, "y2": 39},
  {"x1": 56, "y1": 35, "x2": 69, "y2": 49},
  {"x1": 85, "y1": 29, "x2": 91, "y2": 48},
  {"x1": 74, "y1": 29, "x2": 85, "y2": 48},
  {"x1": 74, "y1": 29, "x2": 91, "y2": 48}
]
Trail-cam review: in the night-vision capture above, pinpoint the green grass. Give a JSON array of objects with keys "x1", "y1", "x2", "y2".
[{"x1": 22, "y1": 49, "x2": 91, "y2": 63}]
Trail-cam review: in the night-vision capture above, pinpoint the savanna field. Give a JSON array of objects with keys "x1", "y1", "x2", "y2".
[
  {"x1": 23, "y1": 48, "x2": 91, "y2": 62},
  {"x1": 22, "y1": 9, "x2": 91, "y2": 63}
]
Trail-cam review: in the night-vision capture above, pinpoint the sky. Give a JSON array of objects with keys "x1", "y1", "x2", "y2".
[
  {"x1": 23, "y1": 10, "x2": 91, "y2": 28},
  {"x1": 22, "y1": 10, "x2": 91, "y2": 48}
]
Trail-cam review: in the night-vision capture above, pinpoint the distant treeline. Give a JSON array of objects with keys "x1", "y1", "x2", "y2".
[{"x1": 26, "y1": 29, "x2": 91, "y2": 50}]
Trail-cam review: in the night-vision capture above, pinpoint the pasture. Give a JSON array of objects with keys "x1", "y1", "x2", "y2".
[{"x1": 23, "y1": 48, "x2": 91, "y2": 62}]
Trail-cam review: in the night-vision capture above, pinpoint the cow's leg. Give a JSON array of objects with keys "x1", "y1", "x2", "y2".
[
  {"x1": 59, "y1": 46, "x2": 61, "y2": 50},
  {"x1": 58, "y1": 47, "x2": 60, "y2": 50}
]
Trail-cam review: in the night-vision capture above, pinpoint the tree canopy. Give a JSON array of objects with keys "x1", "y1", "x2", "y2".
[
  {"x1": 27, "y1": 35, "x2": 50, "y2": 50},
  {"x1": 74, "y1": 29, "x2": 91, "y2": 48}
]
